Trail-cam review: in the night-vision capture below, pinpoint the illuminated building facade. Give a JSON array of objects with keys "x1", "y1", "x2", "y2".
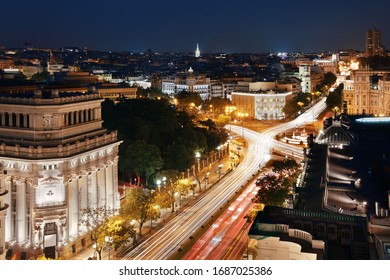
[
  {"x1": 343, "y1": 68, "x2": 390, "y2": 115},
  {"x1": 298, "y1": 64, "x2": 323, "y2": 94},
  {"x1": 97, "y1": 85, "x2": 137, "y2": 101},
  {"x1": 0, "y1": 170, "x2": 8, "y2": 256},
  {"x1": 161, "y1": 67, "x2": 211, "y2": 100},
  {"x1": 231, "y1": 90, "x2": 293, "y2": 120},
  {"x1": 0, "y1": 89, "x2": 121, "y2": 259}
]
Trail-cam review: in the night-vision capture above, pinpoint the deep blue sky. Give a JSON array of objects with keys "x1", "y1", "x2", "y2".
[{"x1": 2, "y1": 0, "x2": 390, "y2": 53}]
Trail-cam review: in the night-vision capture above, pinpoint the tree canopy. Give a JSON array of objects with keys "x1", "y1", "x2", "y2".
[
  {"x1": 253, "y1": 173, "x2": 290, "y2": 207},
  {"x1": 102, "y1": 98, "x2": 228, "y2": 185},
  {"x1": 326, "y1": 83, "x2": 343, "y2": 111},
  {"x1": 123, "y1": 140, "x2": 163, "y2": 187},
  {"x1": 79, "y1": 206, "x2": 134, "y2": 260},
  {"x1": 316, "y1": 72, "x2": 337, "y2": 93},
  {"x1": 253, "y1": 158, "x2": 301, "y2": 207},
  {"x1": 120, "y1": 187, "x2": 155, "y2": 237}
]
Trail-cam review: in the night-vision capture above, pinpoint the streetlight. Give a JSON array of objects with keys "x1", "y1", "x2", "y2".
[
  {"x1": 105, "y1": 236, "x2": 113, "y2": 260},
  {"x1": 156, "y1": 179, "x2": 162, "y2": 191},
  {"x1": 209, "y1": 104, "x2": 214, "y2": 119},
  {"x1": 230, "y1": 156, "x2": 236, "y2": 169},
  {"x1": 204, "y1": 172, "x2": 210, "y2": 189},
  {"x1": 218, "y1": 164, "x2": 223, "y2": 180},
  {"x1": 174, "y1": 192, "x2": 181, "y2": 208},
  {"x1": 217, "y1": 145, "x2": 222, "y2": 160},
  {"x1": 92, "y1": 243, "x2": 98, "y2": 260},
  {"x1": 195, "y1": 152, "x2": 202, "y2": 191},
  {"x1": 162, "y1": 176, "x2": 167, "y2": 187},
  {"x1": 195, "y1": 152, "x2": 201, "y2": 171}
]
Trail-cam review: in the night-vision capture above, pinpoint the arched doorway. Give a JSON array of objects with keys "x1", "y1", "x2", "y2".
[{"x1": 44, "y1": 222, "x2": 57, "y2": 259}]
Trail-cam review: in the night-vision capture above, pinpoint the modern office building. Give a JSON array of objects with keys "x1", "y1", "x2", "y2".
[
  {"x1": 366, "y1": 29, "x2": 384, "y2": 57},
  {"x1": 0, "y1": 88, "x2": 122, "y2": 259}
]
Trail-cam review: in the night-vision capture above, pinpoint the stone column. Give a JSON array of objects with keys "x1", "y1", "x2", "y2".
[
  {"x1": 68, "y1": 177, "x2": 79, "y2": 237},
  {"x1": 113, "y1": 157, "x2": 120, "y2": 210},
  {"x1": 16, "y1": 178, "x2": 26, "y2": 243},
  {"x1": 4, "y1": 177, "x2": 11, "y2": 241},
  {"x1": 79, "y1": 174, "x2": 88, "y2": 211},
  {"x1": 88, "y1": 169, "x2": 98, "y2": 209},
  {"x1": 16, "y1": 114, "x2": 21, "y2": 128},
  {"x1": 97, "y1": 167, "x2": 106, "y2": 208},
  {"x1": 34, "y1": 221, "x2": 43, "y2": 247},
  {"x1": 59, "y1": 217, "x2": 67, "y2": 244},
  {"x1": 105, "y1": 163, "x2": 114, "y2": 210}
]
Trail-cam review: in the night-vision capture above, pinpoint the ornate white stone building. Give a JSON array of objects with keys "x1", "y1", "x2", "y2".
[
  {"x1": 0, "y1": 88, "x2": 121, "y2": 259},
  {"x1": 231, "y1": 90, "x2": 293, "y2": 120},
  {"x1": 343, "y1": 67, "x2": 390, "y2": 116},
  {"x1": 161, "y1": 68, "x2": 211, "y2": 100},
  {"x1": 0, "y1": 170, "x2": 8, "y2": 256}
]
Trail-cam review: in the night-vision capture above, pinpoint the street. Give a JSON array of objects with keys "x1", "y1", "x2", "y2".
[{"x1": 120, "y1": 98, "x2": 327, "y2": 260}]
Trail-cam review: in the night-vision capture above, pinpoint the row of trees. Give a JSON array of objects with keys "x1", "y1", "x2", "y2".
[
  {"x1": 79, "y1": 207, "x2": 135, "y2": 260},
  {"x1": 121, "y1": 174, "x2": 195, "y2": 234},
  {"x1": 79, "y1": 174, "x2": 196, "y2": 260},
  {"x1": 85, "y1": 90, "x2": 232, "y2": 259},
  {"x1": 246, "y1": 158, "x2": 301, "y2": 222},
  {"x1": 326, "y1": 83, "x2": 343, "y2": 112},
  {"x1": 102, "y1": 97, "x2": 229, "y2": 187}
]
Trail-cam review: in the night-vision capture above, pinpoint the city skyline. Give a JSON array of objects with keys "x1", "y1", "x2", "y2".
[{"x1": 2, "y1": 0, "x2": 390, "y2": 53}]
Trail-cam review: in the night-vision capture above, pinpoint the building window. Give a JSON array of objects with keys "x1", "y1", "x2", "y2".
[{"x1": 327, "y1": 227, "x2": 336, "y2": 234}]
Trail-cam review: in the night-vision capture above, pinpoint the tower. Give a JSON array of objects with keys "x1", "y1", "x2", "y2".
[
  {"x1": 195, "y1": 43, "x2": 201, "y2": 58},
  {"x1": 0, "y1": 88, "x2": 122, "y2": 259},
  {"x1": 366, "y1": 29, "x2": 384, "y2": 57}
]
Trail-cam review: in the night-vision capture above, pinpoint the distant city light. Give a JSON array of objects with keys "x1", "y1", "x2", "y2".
[{"x1": 356, "y1": 117, "x2": 390, "y2": 123}]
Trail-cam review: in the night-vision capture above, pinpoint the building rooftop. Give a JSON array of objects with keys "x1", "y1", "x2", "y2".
[{"x1": 249, "y1": 206, "x2": 370, "y2": 259}]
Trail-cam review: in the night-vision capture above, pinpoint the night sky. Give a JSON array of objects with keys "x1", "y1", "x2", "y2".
[{"x1": 2, "y1": 0, "x2": 390, "y2": 53}]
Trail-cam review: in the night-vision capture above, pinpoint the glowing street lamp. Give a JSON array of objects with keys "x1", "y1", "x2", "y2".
[
  {"x1": 204, "y1": 172, "x2": 210, "y2": 189},
  {"x1": 218, "y1": 164, "x2": 223, "y2": 180},
  {"x1": 105, "y1": 236, "x2": 113, "y2": 260},
  {"x1": 194, "y1": 152, "x2": 202, "y2": 191},
  {"x1": 156, "y1": 179, "x2": 162, "y2": 191}
]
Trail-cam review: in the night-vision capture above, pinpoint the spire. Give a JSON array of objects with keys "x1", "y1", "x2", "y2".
[
  {"x1": 195, "y1": 43, "x2": 200, "y2": 58},
  {"x1": 49, "y1": 50, "x2": 57, "y2": 64}
]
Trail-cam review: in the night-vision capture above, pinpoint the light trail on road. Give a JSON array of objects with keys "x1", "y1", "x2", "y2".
[
  {"x1": 122, "y1": 98, "x2": 327, "y2": 260},
  {"x1": 182, "y1": 99, "x2": 327, "y2": 260}
]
